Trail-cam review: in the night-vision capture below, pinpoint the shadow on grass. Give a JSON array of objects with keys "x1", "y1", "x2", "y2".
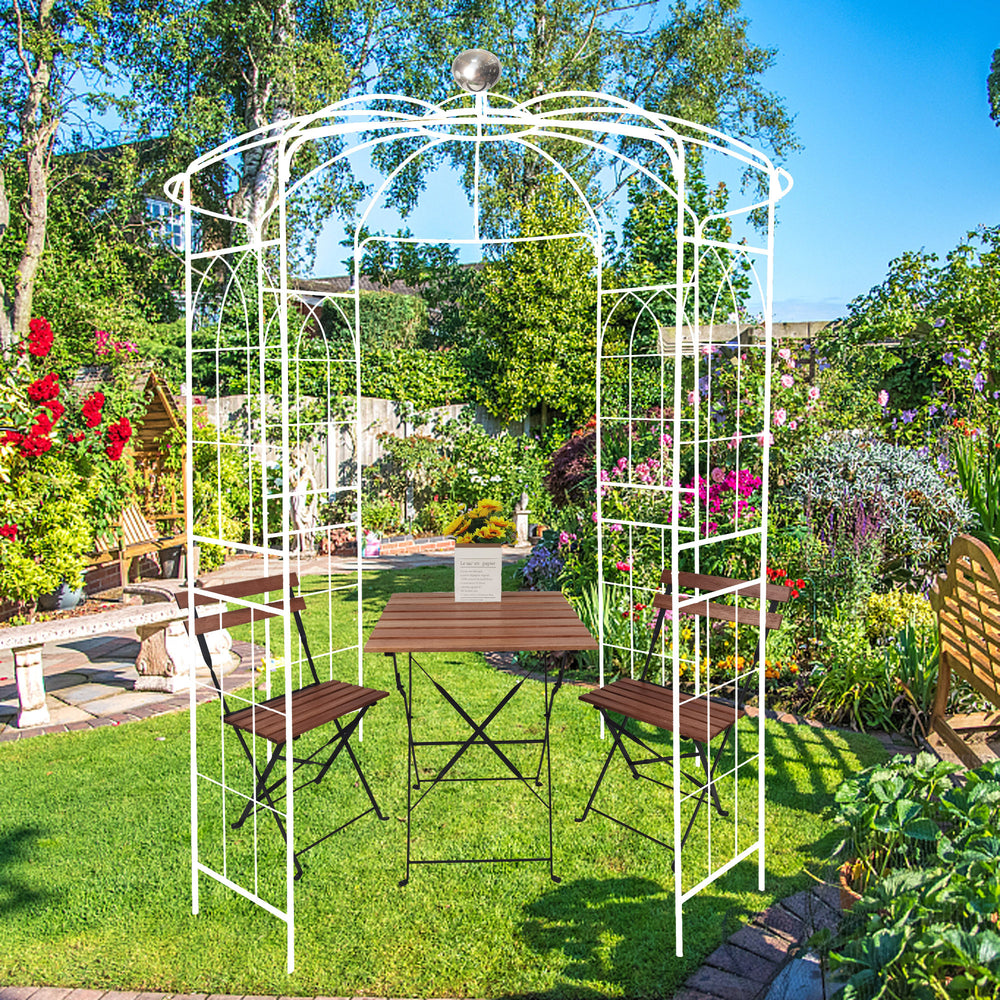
[
  {"x1": 517, "y1": 875, "x2": 679, "y2": 997},
  {"x1": 0, "y1": 825, "x2": 52, "y2": 916}
]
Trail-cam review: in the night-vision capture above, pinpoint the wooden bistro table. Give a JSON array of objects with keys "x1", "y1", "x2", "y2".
[{"x1": 364, "y1": 591, "x2": 597, "y2": 886}]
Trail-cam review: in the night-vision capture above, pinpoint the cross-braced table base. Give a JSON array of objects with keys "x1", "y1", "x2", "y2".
[{"x1": 388, "y1": 650, "x2": 565, "y2": 886}]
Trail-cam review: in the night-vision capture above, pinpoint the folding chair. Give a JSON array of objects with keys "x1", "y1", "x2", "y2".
[
  {"x1": 178, "y1": 572, "x2": 389, "y2": 879},
  {"x1": 576, "y1": 570, "x2": 787, "y2": 854}
]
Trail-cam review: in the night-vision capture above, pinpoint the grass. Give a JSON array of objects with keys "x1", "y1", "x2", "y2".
[{"x1": 0, "y1": 564, "x2": 887, "y2": 997}]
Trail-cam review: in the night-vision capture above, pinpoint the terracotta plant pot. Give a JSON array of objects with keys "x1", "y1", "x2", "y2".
[{"x1": 838, "y1": 861, "x2": 863, "y2": 910}]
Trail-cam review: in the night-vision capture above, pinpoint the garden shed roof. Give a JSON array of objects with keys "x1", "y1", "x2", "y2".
[{"x1": 69, "y1": 367, "x2": 182, "y2": 453}]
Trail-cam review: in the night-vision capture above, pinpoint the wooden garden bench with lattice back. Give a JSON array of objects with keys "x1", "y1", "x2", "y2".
[
  {"x1": 87, "y1": 502, "x2": 186, "y2": 588},
  {"x1": 929, "y1": 534, "x2": 1000, "y2": 768}
]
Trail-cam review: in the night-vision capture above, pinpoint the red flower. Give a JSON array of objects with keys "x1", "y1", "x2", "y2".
[
  {"x1": 31, "y1": 411, "x2": 53, "y2": 435},
  {"x1": 104, "y1": 415, "x2": 132, "y2": 460},
  {"x1": 82, "y1": 390, "x2": 105, "y2": 427},
  {"x1": 20, "y1": 431, "x2": 52, "y2": 457},
  {"x1": 2, "y1": 430, "x2": 22, "y2": 447},
  {"x1": 795, "y1": 579, "x2": 805, "y2": 589},
  {"x1": 0, "y1": 524, "x2": 17, "y2": 541},
  {"x1": 27, "y1": 317, "x2": 53, "y2": 358},
  {"x1": 27, "y1": 372, "x2": 59, "y2": 402},
  {"x1": 44, "y1": 398, "x2": 65, "y2": 422},
  {"x1": 67, "y1": 431, "x2": 85, "y2": 444}
]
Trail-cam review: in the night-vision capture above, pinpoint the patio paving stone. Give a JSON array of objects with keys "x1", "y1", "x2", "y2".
[{"x1": 73, "y1": 691, "x2": 170, "y2": 715}]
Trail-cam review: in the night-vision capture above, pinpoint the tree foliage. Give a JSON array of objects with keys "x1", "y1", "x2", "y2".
[
  {"x1": 989, "y1": 46, "x2": 1000, "y2": 125},
  {"x1": 463, "y1": 176, "x2": 597, "y2": 421},
  {"x1": 0, "y1": 0, "x2": 122, "y2": 341},
  {"x1": 372, "y1": 0, "x2": 796, "y2": 228}
]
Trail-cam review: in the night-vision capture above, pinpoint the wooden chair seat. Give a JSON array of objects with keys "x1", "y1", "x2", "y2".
[
  {"x1": 225, "y1": 680, "x2": 389, "y2": 742},
  {"x1": 580, "y1": 676, "x2": 742, "y2": 743}
]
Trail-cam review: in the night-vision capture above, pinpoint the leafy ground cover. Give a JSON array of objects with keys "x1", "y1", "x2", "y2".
[{"x1": 0, "y1": 565, "x2": 886, "y2": 998}]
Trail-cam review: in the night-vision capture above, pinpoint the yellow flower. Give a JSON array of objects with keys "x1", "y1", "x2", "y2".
[
  {"x1": 477, "y1": 499, "x2": 502, "y2": 514},
  {"x1": 444, "y1": 515, "x2": 467, "y2": 536}
]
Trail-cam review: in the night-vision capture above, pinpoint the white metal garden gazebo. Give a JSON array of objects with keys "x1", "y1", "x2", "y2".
[{"x1": 165, "y1": 50, "x2": 792, "y2": 973}]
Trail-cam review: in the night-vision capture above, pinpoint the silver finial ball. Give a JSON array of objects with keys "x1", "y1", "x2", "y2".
[{"x1": 451, "y1": 49, "x2": 502, "y2": 93}]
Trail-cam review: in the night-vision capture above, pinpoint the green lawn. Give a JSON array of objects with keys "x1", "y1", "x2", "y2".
[{"x1": 0, "y1": 565, "x2": 886, "y2": 997}]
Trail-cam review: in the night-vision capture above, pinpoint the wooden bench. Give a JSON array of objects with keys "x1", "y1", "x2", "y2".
[
  {"x1": 87, "y1": 503, "x2": 186, "y2": 587},
  {"x1": 929, "y1": 533, "x2": 1000, "y2": 768}
]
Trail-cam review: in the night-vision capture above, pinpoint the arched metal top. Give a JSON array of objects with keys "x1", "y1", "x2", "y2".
[{"x1": 163, "y1": 88, "x2": 793, "y2": 223}]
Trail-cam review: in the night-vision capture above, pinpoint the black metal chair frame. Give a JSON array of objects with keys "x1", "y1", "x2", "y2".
[
  {"x1": 183, "y1": 573, "x2": 388, "y2": 879},
  {"x1": 576, "y1": 571, "x2": 786, "y2": 857}
]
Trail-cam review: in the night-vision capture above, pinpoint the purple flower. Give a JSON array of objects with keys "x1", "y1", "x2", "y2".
[
  {"x1": 933, "y1": 318, "x2": 946, "y2": 328},
  {"x1": 938, "y1": 454, "x2": 951, "y2": 472},
  {"x1": 928, "y1": 404, "x2": 938, "y2": 416},
  {"x1": 917, "y1": 446, "x2": 930, "y2": 459},
  {"x1": 945, "y1": 404, "x2": 957, "y2": 417},
  {"x1": 959, "y1": 357, "x2": 971, "y2": 371},
  {"x1": 980, "y1": 341, "x2": 988, "y2": 351},
  {"x1": 901, "y1": 409, "x2": 916, "y2": 424},
  {"x1": 973, "y1": 372, "x2": 986, "y2": 393},
  {"x1": 942, "y1": 351, "x2": 954, "y2": 366},
  {"x1": 994, "y1": 391, "x2": 1000, "y2": 400}
]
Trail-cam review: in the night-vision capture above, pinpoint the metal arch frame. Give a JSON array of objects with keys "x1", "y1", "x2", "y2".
[{"x1": 165, "y1": 85, "x2": 791, "y2": 973}]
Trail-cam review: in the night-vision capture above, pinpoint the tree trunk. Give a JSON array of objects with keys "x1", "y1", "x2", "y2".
[
  {"x1": 0, "y1": 167, "x2": 12, "y2": 348},
  {"x1": 228, "y1": 0, "x2": 295, "y2": 236},
  {"x1": 11, "y1": 0, "x2": 59, "y2": 338}
]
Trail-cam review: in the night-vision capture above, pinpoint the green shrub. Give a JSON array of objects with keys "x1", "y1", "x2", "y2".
[
  {"x1": 809, "y1": 613, "x2": 892, "y2": 731},
  {"x1": 828, "y1": 755, "x2": 1000, "y2": 999},
  {"x1": 864, "y1": 590, "x2": 935, "y2": 645}
]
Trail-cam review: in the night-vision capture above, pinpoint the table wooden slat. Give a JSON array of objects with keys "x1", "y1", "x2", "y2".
[{"x1": 365, "y1": 591, "x2": 598, "y2": 653}]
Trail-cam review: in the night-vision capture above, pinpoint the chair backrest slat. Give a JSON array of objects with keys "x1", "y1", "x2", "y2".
[
  {"x1": 176, "y1": 572, "x2": 301, "y2": 609},
  {"x1": 652, "y1": 592, "x2": 782, "y2": 631},
  {"x1": 663, "y1": 569, "x2": 792, "y2": 604},
  {"x1": 930, "y1": 535, "x2": 1000, "y2": 709},
  {"x1": 189, "y1": 595, "x2": 308, "y2": 635}
]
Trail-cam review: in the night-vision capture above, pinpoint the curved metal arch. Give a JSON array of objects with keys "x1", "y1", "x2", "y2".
[{"x1": 167, "y1": 88, "x2": 792, "y2": 228}]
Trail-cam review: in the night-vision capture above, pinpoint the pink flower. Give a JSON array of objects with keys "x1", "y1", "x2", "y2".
[
  {"x1": 773, "y1": 408, "x2": 787, "y2": 427},
  {"x1": 780, "y1": 373, "x2": 794, "y2": 389},
  {"x1": 878, "y1": 389, "x2": 889, "y2": 407},
  {"x1": 687, "y1": 390, "x2": 696, "y2": 405},
  {"x1": 757, "y1": 431, "x2": 774, "y2": 446},
  {"x1": 788, "y1": 420, "x2": 798, "y2": 430},
  {"x1": 615, "y1": 561, "x2": 632, "y2": 573},
  {"x1": 559, "y1": 531, "x2": 571, "y2": 545},
  {"x1": 609, "y1": 522, "x2": 623, "y2": 532},
  {"x1": 777, "y1": 347, "x2": 791, "y2": 361},
  {"x1": 592, "y1": 511, "x2": 598, "y2": 523},
  {"x1": 807, "y1": 385, "x2": 821, "y2": 401},
  {"x1": 659, "y1": 433, "x2": 672, "y2": 447}
]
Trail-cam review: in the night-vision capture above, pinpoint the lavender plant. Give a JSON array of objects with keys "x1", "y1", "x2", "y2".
[{"x1": 784, "y1": 433, "x2": 972, "y2": 591}]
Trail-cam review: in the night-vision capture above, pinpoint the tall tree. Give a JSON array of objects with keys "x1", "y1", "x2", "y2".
[
  {"x1": 0, "y1": 0, "x2": 117, "y2": 343},
  {"x1": 114, "y1": 0, "x2": 388, "y2": 256}
]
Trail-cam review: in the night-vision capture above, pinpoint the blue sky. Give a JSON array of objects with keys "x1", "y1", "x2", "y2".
[
  {"x1": 742, "y1": 0, "x2": 1000, "y2": 320},
  {"x1": 314, "y1": 2, "x2": 1000, "y2": 323}
]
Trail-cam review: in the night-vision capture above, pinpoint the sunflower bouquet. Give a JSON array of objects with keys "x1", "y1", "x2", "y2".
[{"x1": 444, "y1": 498, "x2": 517, "y2": 544}]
